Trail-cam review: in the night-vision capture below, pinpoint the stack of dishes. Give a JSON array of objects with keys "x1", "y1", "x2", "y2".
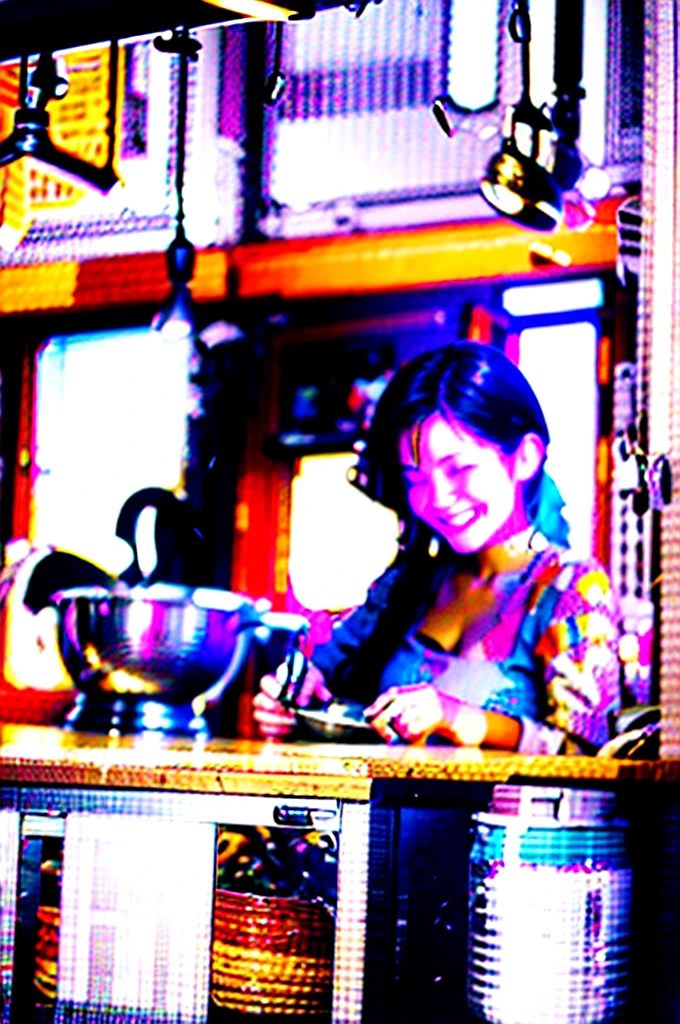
[
  {"x1": 467, "y1": 785, "x2": 632, "y2": 1024},
  {"x1": 211, "y1": 889, "x2": 334, "y2": 1016}
]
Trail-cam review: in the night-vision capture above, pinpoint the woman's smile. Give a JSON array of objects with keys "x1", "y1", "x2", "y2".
[{"x1": 438, "y1": 505, "x2": 479, "y2": 528}]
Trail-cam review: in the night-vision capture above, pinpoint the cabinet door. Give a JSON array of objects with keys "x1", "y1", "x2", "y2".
[{"x1": 58, "y1": 814, "x2": 215, "y2": 1022}]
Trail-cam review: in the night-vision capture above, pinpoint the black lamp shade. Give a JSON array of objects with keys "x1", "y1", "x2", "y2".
[{"x1": 480, "y1": 139, "x2": 563, "y2": 232}]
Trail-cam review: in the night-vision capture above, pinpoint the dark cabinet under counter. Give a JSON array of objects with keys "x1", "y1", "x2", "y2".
[{"x1": 363, "y1": 777, "x2": 680, "y2": 1024}]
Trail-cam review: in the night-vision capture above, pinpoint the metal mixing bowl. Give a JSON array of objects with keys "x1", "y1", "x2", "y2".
[{"x1": 53, "y1": 583, "x2": 263, "y2": 703}]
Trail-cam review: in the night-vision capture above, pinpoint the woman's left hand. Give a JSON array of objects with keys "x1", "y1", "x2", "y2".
[{"x1": 364, "y1": 684, "x2": 485, "y2": 745}]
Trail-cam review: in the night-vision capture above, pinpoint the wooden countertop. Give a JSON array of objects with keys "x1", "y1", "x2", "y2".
[{"x1": 0, "y1": 725, "x2": 677, "y2": 799}]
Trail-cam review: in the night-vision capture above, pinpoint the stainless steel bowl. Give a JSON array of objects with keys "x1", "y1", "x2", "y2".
[{"x1": 54, "y1": 583, "x2": 262, "y2": 703}]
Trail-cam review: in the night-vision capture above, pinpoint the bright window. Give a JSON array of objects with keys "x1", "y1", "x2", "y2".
[
  {"x1": 448, "y1": 0, "x2": 499, "y2": 112},
  {"x1": 267, "y1": 0, "x2": 503, "y2": 215},
  {"x1": 288, "y1": 452, "x2": 400, "y2": 612},
  {"x1": 502, "y1": 278, "x2": 605, "y2": 317},
  {"x1": 32, "y1": 328, "x2": 191, "y2": 575},
  {"x1": 517, "y1": 322, "x2": 599, "y2": 560}
]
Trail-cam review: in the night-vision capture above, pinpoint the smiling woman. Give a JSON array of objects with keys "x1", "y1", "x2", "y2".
[
  {"x1": 398, "y1": 414, "x2": 545, "y2": 556},
  {"x1": 252, "y1": 341, "x2": 622, "y2": 754}
]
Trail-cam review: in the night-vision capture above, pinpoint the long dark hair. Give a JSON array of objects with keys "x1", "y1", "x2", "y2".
[
  {"x1": 336, "y1": 341, "x2": 567, "y2": 701},
  {"x1": 356, "y1": 341, "x2": 557, "y2": 541}
]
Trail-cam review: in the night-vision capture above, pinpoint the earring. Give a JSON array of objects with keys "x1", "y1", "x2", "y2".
[{"x1": 428, "y1": 535, "x2": 440, "y2": 558}]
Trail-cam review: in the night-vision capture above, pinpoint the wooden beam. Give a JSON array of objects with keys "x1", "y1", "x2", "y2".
[
  {"x1": 0, "y1": 249, "x2": 229, "y2": 316},
  {"x1": 230, "y1": 198, "x2": 620, "y2": 300},
  {"x1": 0, "y1": 198, "x2": 621, "y2": 315}
]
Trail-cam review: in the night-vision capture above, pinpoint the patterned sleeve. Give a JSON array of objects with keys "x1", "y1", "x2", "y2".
[{"x1": 524, "y1": 559, "x2": 622, "y2": 754}]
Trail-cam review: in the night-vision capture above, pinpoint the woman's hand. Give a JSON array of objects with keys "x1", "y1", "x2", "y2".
[
  {"x1": 364, "y1": 684, "x2": 488, "y2": 746},
  {"x1": 252, "y1": 662, "x2": 332, "y2": 740}
]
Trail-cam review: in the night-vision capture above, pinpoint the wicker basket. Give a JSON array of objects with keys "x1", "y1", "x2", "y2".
[{"x1": 211, "y1": 889, "x2": 334, "y2": 1016}]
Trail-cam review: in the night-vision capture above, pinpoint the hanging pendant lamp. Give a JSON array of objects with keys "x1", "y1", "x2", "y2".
[
  {"x1": 479, "y1": 0, "x2": 584, "y2": 231},
  {"x1": 151, "y1": 27, "x2": 201, "y2": 342},
  {"x1": 0, "y1": 46, "x2": 119, "y2": 192}
]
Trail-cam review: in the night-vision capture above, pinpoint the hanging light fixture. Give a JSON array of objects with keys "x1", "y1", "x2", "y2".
[
  {"x1": 0, "y1": 47, "x2": 119, "y2": 192},
  {"x1": 479, "y1": 0, "x2": 584, "y2": 231},
  {"x1": 151, "y1": 27, "x2": 201, "y2": 342}
]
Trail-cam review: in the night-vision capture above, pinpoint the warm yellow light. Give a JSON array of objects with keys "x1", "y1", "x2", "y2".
[
  {"x1": 103, "y1": 670, "x2": 161, "y2": 696},
  {"x1": 202, "y1": 0, "x2": 296, "y2": 20}
]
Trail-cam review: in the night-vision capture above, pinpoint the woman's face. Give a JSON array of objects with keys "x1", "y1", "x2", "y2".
[{"x1": 398, "y1": 412, "x2": 541, "y2": 554}]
